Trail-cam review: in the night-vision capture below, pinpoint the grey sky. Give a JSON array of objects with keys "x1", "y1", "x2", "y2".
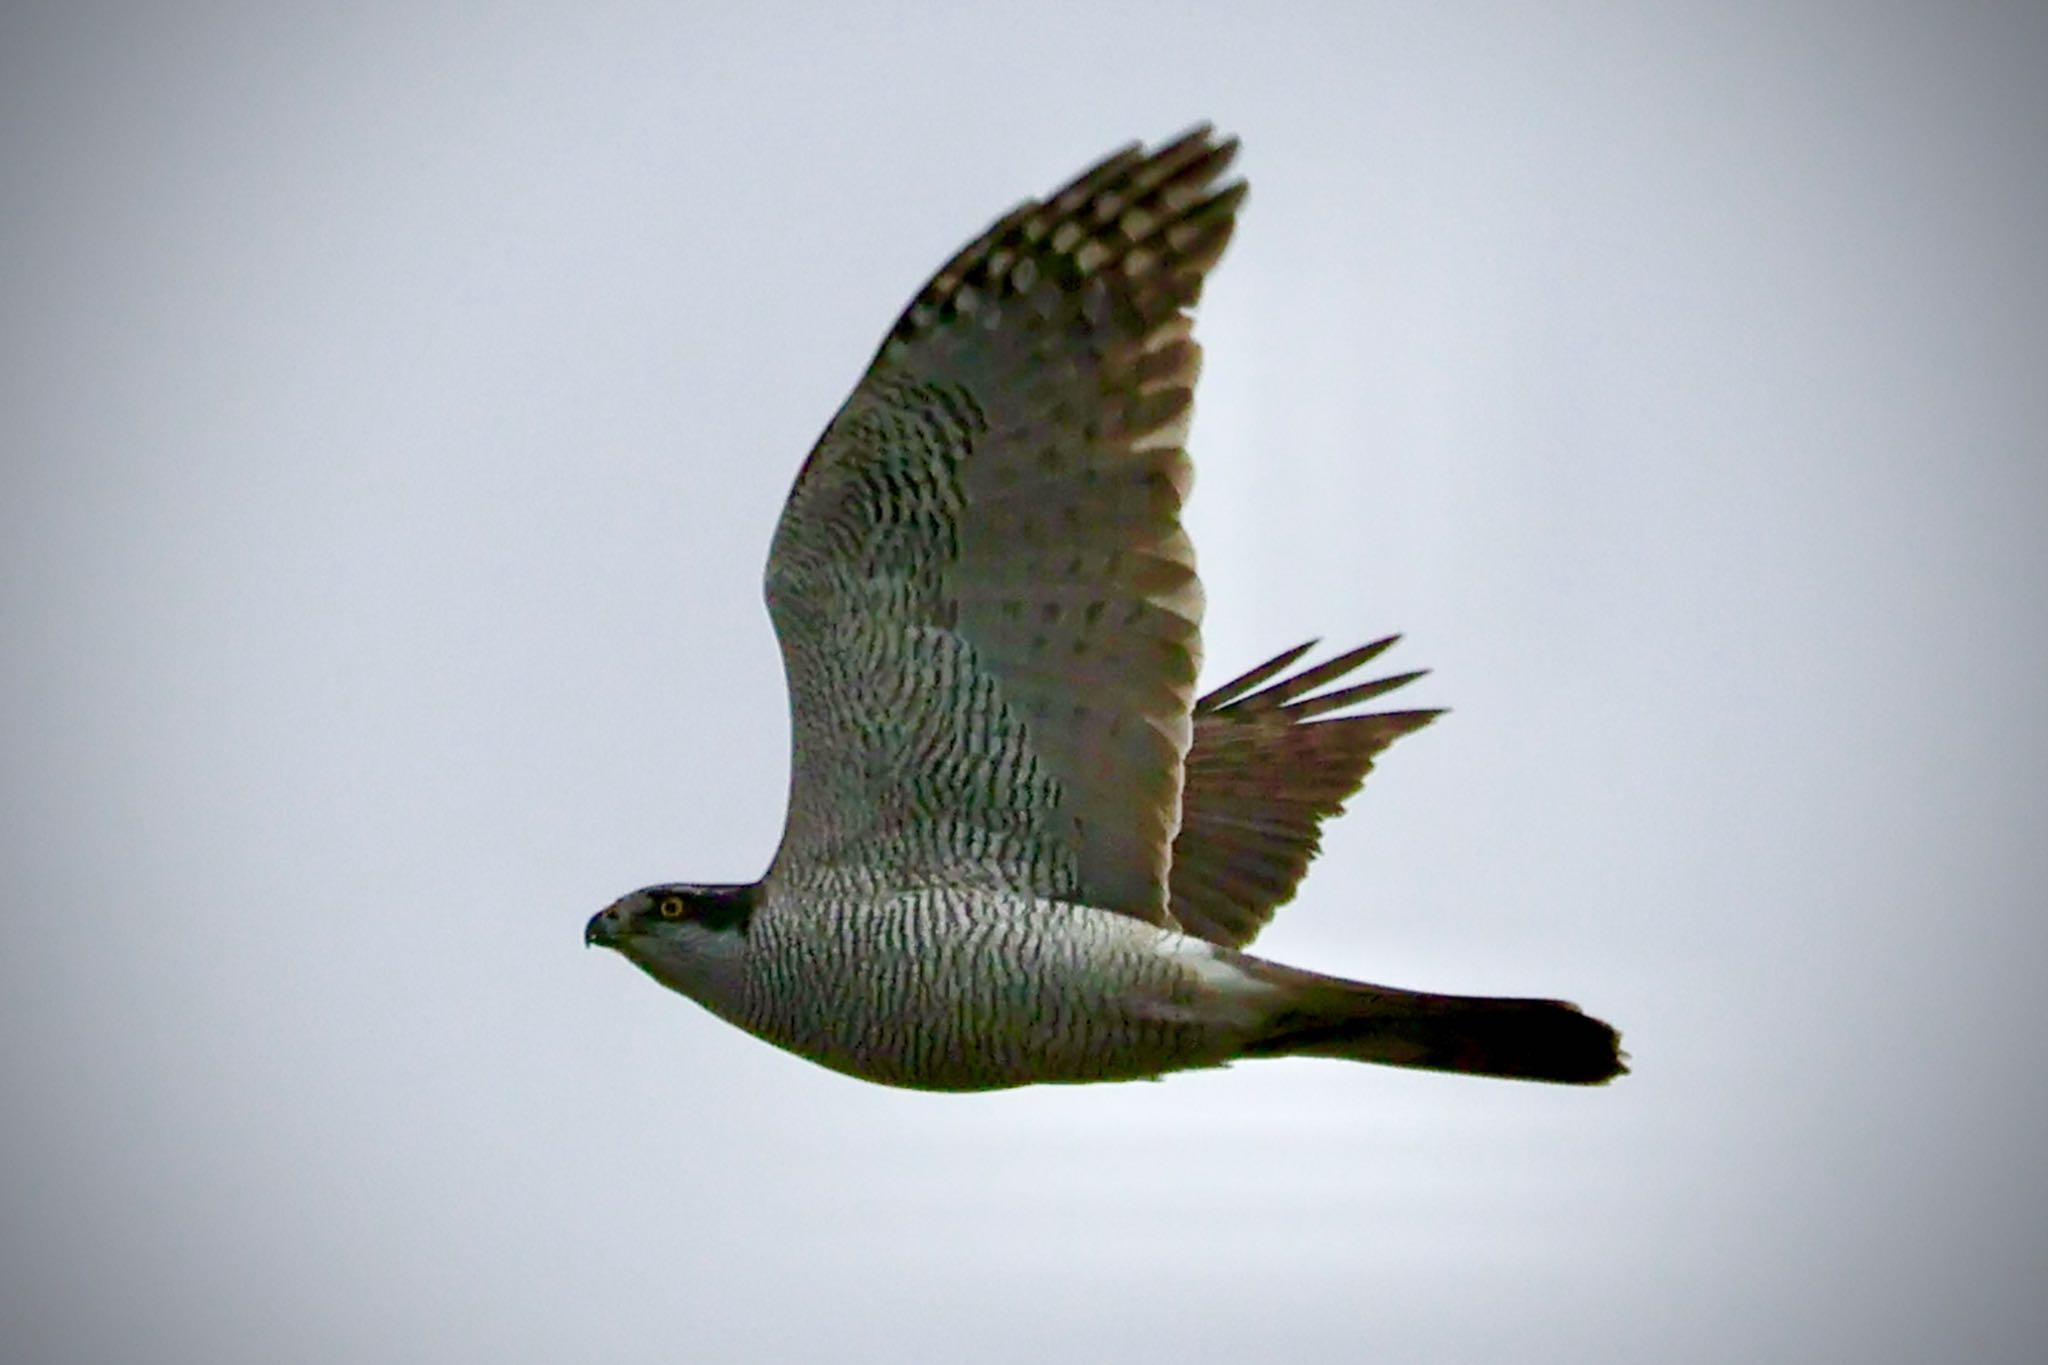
[{"x1": 5, "y1": 3, "x2": 2045, "y2": 1362}]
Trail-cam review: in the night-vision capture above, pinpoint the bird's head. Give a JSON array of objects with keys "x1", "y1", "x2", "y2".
[{"x1": 585, "y1": 882, "x2": 759, "y2": 1002}]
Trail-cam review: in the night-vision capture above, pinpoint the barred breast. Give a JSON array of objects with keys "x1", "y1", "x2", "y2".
[{"x1": 731, "y1": 884, "x2": 1248, "y2": 1091}]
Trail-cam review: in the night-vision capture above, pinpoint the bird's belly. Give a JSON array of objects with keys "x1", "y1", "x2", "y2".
[{"x1": 735, "y1": 891, "x2": 1234, "y2": 1091}]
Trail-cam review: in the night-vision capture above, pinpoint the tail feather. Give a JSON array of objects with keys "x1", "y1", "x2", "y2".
[{"x1": 1240, "y1": 969, "x2": 1627, "y2": 1085}]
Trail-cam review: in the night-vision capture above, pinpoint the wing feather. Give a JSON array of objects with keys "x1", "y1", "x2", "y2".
[
  {"x1": 764, "y1": 128, "x2": 1243, "y2": 921},
  {"x1": 1169, "y1": 640, "x2": 1442, "y2": 947}
]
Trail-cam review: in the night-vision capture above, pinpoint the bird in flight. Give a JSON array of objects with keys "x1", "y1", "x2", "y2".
[{"x1": 586, "y1": 127, "x2": 1625, "y2": 1091}]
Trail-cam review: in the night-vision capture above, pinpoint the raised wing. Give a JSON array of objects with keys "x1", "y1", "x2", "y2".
[
  {"x1": 1169, "y1": 639, "x2": 1442, "y2": 947},
  {"x1": 764, "y1": 128, "x2": 1243, "y2": 921}
]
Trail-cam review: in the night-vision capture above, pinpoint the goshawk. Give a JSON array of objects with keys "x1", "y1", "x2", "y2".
[{"x1": 585, "y1": 127, "x2": 1626, "y2": 1091}]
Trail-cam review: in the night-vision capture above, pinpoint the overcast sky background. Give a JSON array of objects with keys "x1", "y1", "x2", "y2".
[{"x1": 5, "y1": 3, "x2": 2045, "y2": 1362}]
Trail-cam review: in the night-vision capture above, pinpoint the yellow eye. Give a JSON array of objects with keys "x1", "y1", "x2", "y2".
[{"x1": 658, "y1": 895, "x2": 686, "y2": 920}]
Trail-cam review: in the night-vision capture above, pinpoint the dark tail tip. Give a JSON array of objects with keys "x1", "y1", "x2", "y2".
[
  {"x1": 1424, "y1": 1001, "x2": 1627, "y2": 1085},
  {"x1": 1248, "y1": 992, "x2": 1629, "y2": 1086}
]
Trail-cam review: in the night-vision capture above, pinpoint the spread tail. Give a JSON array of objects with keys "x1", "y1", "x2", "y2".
[{"x1": 1239, "y1": 963, "x2": 1627, "y2": 1085}]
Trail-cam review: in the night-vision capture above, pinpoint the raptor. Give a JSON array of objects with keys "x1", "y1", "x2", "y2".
[{"x1": 586, "y1": 127, "x2": 1625, "y2": 1091}]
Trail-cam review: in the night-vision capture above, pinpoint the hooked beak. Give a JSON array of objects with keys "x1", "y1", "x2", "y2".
[{"x1": 585, "y1": 906, "x2": 620, "y2": 949}]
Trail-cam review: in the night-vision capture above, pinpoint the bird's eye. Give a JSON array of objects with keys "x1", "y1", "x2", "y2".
[{"x1": 658, "y1": 895, "x2": 687, "y2": 920}]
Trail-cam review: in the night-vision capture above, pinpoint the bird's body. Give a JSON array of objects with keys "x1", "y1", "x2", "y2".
[
  {"x1": 587, "y1": 127, "x2": 1626, "y2": 1091},
  {"x1": 658, "y1": 884, "x2": 1241, "y2": 1090}
]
